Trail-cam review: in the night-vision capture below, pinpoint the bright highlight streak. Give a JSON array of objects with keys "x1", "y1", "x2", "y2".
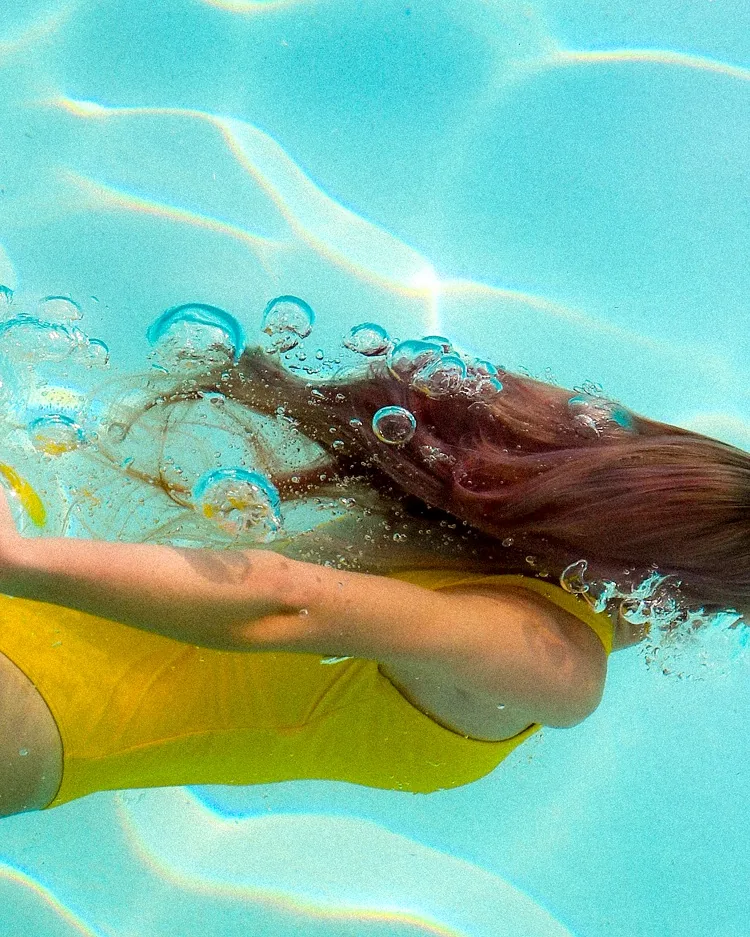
[
  {"x1": 53, "y1": 96, "x2": 645, "y2": 339},
  {"x1": 440, "y1": 279, "x2": 664, "y2": 351},
  {"x1": 0, "y1": 863, "x2": 104, "y2": 936},
  {"x1": 115, "y1": 788, "x2": 575, "y2": 937},
  {"x1": 60, "y1": 168, "x2": 287, "y2": 273},
  {"x1": 551, "y1": 47, "x2": 750, "y2": 83}
]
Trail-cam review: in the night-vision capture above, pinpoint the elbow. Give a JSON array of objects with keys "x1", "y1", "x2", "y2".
[{"x1": 541, "y1": 644, "x2": 608, "y2": 729}]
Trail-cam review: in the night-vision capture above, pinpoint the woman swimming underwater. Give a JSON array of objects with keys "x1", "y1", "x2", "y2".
[{"x1": 0, "y1": 333, "x2": 748, "y2": 818}]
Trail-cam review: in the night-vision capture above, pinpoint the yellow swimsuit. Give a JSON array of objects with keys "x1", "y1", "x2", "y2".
[{"x1": 0, "y1": 569, "x2": 613, "y2": 808}]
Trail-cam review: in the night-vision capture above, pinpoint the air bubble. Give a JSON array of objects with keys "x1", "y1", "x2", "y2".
[
  {"x1": 386, "y1": 339, "x2": 442, "y2": 383},
  {"x1": 560, "y1": 560, "x2": 590, "y2": 595},
  {"x1": 38, "y1": 295, "x2": 83, "y2": 322},
  {"x1": 421, "y1": 334, "x2": 453, "y2": 352},
  {"x1": 192, "y1": 467, "x2": 282, "y2": 540},
  {"x1": 0, "y1": 316, "x2": 76, "y2": 362},
  {"x1": 261, "y1": 295, "x2": 314, "y2": 352},
  {"x1": 107, "y1": 422, "x2": 128, "y2": 441},
  {"x1": 372, "y1": 406, "x2": 416, "y2": 445},
  {"x1": 343, "y1": 322, "x2": 391, "y2": 356},
  {"x1": 147, "y1": 303, "x2": 244, "y2": 372},
  {"x1": 28, "y1": 414, "x2": 86, "y2": 456},
  {"x1": 411, "y1": 353, "x2": 466, "y2": 397},
  {"x1": 73, "y1": 337, "x2": 110, "y2": 370},
  {"x1": 462, "y1": 358, "x2": 504, "y2": 399},
  {"x1": 418, "y1": 445, "x2": 455, "y2": 467}
]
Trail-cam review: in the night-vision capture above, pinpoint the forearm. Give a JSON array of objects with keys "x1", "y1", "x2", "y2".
[{"x1": 2, "y1": 537, "x2": 298, "y2": 650}]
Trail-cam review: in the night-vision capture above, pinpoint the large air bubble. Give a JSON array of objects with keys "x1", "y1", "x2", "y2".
[
  {"x1": 0, "y1": 316, "x2": 77, "y2": 362},
  {"x1": 342, "y1": 322, "x2": 391, "y2": 356},
  {"x1": 37, "y1": 295, "x2": 83, "y2": 323},
  {"x1": 24, "y1": 384, "x2": 89, "y2": 455},
  {"x1": 372, "y1": 406, "x2": 417, "y2": 445},
  {"x1": 386, "y1": 339, "x2": 443, "y2": 383},
  {"x1": 147, "y1": 303, "x2": 245, "y2": 372},
  {"x1": 411, "y1": 353, "x2": 466, "y2": 398},
  {"x1": 192, "y1": 467, "x2": 282, "y2": 540},
  {"x1": 261, "y1": 295, "x2": 314, "y2": 352},
  {"x1": 28, "y1": 414, "x2": 86, "y2": 456}
]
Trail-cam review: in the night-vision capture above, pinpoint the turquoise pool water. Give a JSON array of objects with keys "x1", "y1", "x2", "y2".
[{"x1": 0, "y1": 1, "x2": 749, "y2": 934}]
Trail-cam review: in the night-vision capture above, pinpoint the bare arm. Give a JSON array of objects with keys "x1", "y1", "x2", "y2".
[
  {"x1": 0, "y1": 483, "x2": 605, "y2": 726},
  {"x1": 1, "y1": 546, "x2": 604, "y2": 731}
]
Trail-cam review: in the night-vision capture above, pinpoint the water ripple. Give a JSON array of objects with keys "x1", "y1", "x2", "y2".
[
  {"x1": 0, "y1": 862, "x2": 103, "y2": 936},
  {"x1": 115, "y1": 787, "x2": 576, "y2": 937}
]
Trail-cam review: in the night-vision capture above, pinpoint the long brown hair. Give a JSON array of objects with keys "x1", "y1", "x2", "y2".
[{"x1": 158, "y1": 344, "x2": 750, "y2": 617}]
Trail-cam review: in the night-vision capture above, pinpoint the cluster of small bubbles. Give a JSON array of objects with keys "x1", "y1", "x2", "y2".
[
  {"x1": 147, "y1": 303, "x2": 244, "y2": 372},
  {"x1": 28, "y1": 414, "x2": 86, "y2": 456},
  {"x1": 461, "y1": 358, "x2": 504, "y2": 400},
  {"x1": 561, "y1": 559, "x2": 749, "y2": 678},
  {"x1": 418, "y1": 445, "x2": 455, "y2": 467},
  {"x1": 501, "y1": 537, "x2": 514, "y2": 547},
  {"x1": 517, "y1": 364, "x2": 558, "y2": 385},
  {"x1": 343, "y1": 322, "x2": 392, "y2": 356},
  {"x1": 261, "y1": 295, "x2": 314, "y2": 352},
  {"x1": 392, "y1": 532, "x2": 407, "y2": 542},
  {"x1": 203, "y1": 393, "x2": 225, "y2": 408},
  {"x1": 192, "y1": 467, "x2": 282, "y2": 541},
  {"x1": 568, "y1": 394, "x2": 634, "y2": 438},
  {"x1": 372, "y1": 405, "x2": 417, "y2": 445},
  {"x1": 573, "y1": 380, "x2": 604, "y2": 397},
  {"x1": 0, "y1": 293, "x2": 111, "y2": 373}
]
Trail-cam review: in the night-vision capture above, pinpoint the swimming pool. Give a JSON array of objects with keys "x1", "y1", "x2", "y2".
[{"x1": 0, "y1": 1, "x2": 748, "y2": 934}]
